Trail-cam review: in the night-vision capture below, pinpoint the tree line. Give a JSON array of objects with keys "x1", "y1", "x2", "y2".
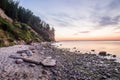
[{"x1": 0, "y1": 0, "x2": 55, "y2": 41}]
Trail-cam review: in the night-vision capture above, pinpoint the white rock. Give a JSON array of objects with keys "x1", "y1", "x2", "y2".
[
  {"x1": 21, "y1": 53, "x2": 27, "y2": 57},
  {"x1": 40, "y1": 52, "x2": 44, "y2": 54},
  {"x1": 41, "y1": 57, "x2": 56, "y2": 67},
  {"x1": 15, "y1": 59, "x2": 23, "y2": 64},
  {"x1": 29, "y1": 64, "x2": 36, "y2": 67}
]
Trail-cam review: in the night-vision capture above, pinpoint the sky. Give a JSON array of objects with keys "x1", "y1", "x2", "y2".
[{"x1": 16, "y1": 0, "x2": 120, "y2": 41}]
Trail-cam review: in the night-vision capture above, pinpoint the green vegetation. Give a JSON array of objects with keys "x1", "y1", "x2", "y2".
[
  {"x1": 0, "y1": 17, "x2": 41, "y2": 47},
  {"x1": 0, "y1": 0, "x2": 55, "y2": 46}
]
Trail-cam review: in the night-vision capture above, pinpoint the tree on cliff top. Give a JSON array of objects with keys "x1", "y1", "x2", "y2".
[{"x1": 0, "y1": 0, "x2": 55, "y2": 41}]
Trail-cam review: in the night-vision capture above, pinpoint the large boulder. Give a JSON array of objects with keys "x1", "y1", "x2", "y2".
[
  {"x1": 99, "y1": 51, "x2": 107, "y2": 56},
  {"x1": 41, "y1": 57, "x2": 56, "y2": 67}
]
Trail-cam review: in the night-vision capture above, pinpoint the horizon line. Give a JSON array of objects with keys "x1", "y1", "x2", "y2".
[{"x1": 56, "y1": 40, "x2": 120, "y2": 41}]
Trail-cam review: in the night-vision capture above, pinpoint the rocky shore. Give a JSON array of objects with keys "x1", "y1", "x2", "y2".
[{"x1": 0, "y1": 42, "x2": 120, "y2": 80}]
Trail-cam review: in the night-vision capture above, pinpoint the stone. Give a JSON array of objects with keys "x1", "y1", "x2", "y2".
[
  {"x1": 78, "y1": 51, "x2": 80, "y2": 52},
  {"x1": 42, "y1": 70, "x2": 49, "y2": 75},
  {"x1": 29, "y1": 47, "x2": 35, "y2": 50},
  {"x1": 32, "y1": 50, "x2": 37, "y2": 53},
  {"x1": 25, "y1": 50, "x2": 33, "y2": 56},
  {"x1": 113, "y1": 55, "x2": 116, "y2": 57},
  {"x1": 29, "y1": 64, "x2": 36, "y2": 67},
  {"x1": 91, "y1": 50, "x2": 95, "y2": 52},
  {"x1": 17, "y1": 50, "x2": 24, "y2": 54},
  {"x1": 26, "y1": 40, "x2": 33, "y2": 45},
  {"x1": 107, "y1": 53, "x2": 111, "y2": 56},
  {"x1": 21, "y1": 53, "x2": 27, "y2": 57},
  {"x1": 60, "y1": 44, "x2": 62, "y2": 46},
  {"x1": 73, "y1": 47, "x2": 76, "y2": 49},
  {"x1": 41, "y1": 57, "x2": 56, "y2": 67},
  {"x1": 75, "y1": 50, "x2": 77, "y2": 52},
  {"x1": 15, "y1": 59, "x2": 23, "y2": 64},
  {"x1": 99, "y1": 51, "x2": 107, "y2": 56},
  {"x1": 40, "y1": 52, "x2": 44, "y2": 54}
]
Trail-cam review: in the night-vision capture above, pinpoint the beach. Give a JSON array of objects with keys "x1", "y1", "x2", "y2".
[{"x1": 0, "y1": 42, "x2": 120, "y2": 80}]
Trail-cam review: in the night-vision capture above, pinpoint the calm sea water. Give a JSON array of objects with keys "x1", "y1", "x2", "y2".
[{"x1": 54, "y1": 41, "x2": 120, "y2": 57}]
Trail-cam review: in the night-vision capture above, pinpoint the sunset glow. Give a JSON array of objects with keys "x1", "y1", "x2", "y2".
[{"x1": 17, "y1": 0, "x2": 120, "y2": 41}]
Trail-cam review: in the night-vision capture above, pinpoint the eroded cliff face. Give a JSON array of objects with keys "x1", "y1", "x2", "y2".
[
  {"x1": 44, "y1": 29, "x2": 55, "y2": 41},
  {"x1": 0, "y1": 8, "x2": 55, "y2": 47},
  {"x1": 0, "y1": 8, "x2": 13, "y2": 23}
]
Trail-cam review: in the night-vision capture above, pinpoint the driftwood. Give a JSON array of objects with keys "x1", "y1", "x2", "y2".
[{"x1": 9, "y1": 55, "x2": 40, "y2": 65}]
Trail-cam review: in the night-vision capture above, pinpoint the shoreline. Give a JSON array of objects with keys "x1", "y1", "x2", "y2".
[
  {"x1": 0, "y1": 42, "x2": 120, "y2": 79},
  {"x1": 54, "y1": 41, "x2": 120, "y2": 58}
]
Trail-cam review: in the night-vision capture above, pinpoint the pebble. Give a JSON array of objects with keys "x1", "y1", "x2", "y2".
[
  {"x1": 15, "y1": 59, "x2": 23, "y2": 64},
  {"x1": 21, "y1": 53, "x2": 27, "y2": 57},
  {"x1": 25, "y1": 50, "x2": 33, "y2": 56},
  {"x1": 29, "y1": 64, "x2": 36, "y2": 67}
]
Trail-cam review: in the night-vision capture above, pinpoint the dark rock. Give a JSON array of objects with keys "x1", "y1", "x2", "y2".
[
  {"x1": 73, "y1": 47, "x2": 76, "y2": 49},
  {"x1": 26, "y1": 40, "x2": 33, "y2": 45},
  {"x1": 99, "y1": 51, "x2": 107, "y2": 56},
  {"x1": 78, "y1": 51, "x2": 80, "y2": 52},
  {"x1": 107, "y1": 53, "x2": 111, "y2": 56},
  {"x1": 17, "y1": 50, "x2": 24, "y2": 54},
  {"x1": 42, "y1": 70, "x2": 49, "y2": 75},
  {"x1": 91, "y1": 50, "x2": 95, "y2": 52},
  {"x1": 113, "y1": 55, "x2": 116, "y2": 57},
  {"x1": 25, "y1": 50, "x2": 33, "y2": 56},
  {"x1": 75, "y1": 50, "x2": 77, "y2": 52},
  {"x1": 117, "y1": 67, "x2": 120, "y2": 72},
  {"x1": 100, "y1": 76, "x2": 107, "y2": 80},
  {"x1": 32, "y1": 50, "x2": 37, "y2": 53}
]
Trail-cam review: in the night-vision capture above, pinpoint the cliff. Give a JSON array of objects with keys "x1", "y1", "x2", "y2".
[
  {"x1": 0, "y1": 8, "x2": 13, "y2": 23},
  {"x1": 0, "y1": 8, "x2": 55, "y2": 47}
]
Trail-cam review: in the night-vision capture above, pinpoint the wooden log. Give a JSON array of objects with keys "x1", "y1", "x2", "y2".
[{"x1": 9, "y1": 55, "x2": 40, "y2": 65}]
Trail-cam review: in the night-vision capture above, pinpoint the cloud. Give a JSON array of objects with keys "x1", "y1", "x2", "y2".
[
  {"x1": 108, "y1": 0, "x2": 120, "y2": 9},
  {"x1": 79, "y1": 31, "x2": 90, "y2": 33},
  {"x1": 113, "y1": 26, "x2": 120, "y2": 33},
  {"x1": 98, "y1": 15, "x2": 120, "y2": 26},
  {"x1": 45, "y1": 12, "x2": 81, "y2": 27},
  {"x1": 90, "y1": 0, "x2": 120, "y2": 28},
  {"x1": 73, "y1": 31, "x2": 90, "y2": 35}
]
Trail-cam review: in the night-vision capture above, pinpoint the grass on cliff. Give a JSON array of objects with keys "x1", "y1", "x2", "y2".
[{"x1": 0, "y1": 17, "x2": 41, "y2": 47}]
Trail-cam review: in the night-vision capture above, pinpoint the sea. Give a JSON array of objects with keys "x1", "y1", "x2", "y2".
[{"x1": 54, "y1": 41, "x2": 120, "y2": 58}]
